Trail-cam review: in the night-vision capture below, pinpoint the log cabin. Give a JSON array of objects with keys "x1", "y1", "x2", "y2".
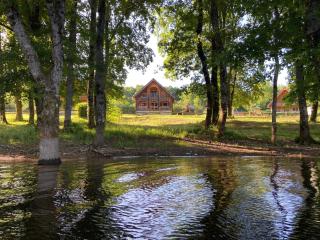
[
  {"x1": 134, "y1": 79, "x2": 174, "y2": 114},
  {"x1": 267, "y1": 88, "x2": 299, "y2": 112}
]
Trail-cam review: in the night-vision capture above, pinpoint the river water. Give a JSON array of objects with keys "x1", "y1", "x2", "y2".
[{"x1": 0, "y1": 156, "x2": 320, "y2": 239}]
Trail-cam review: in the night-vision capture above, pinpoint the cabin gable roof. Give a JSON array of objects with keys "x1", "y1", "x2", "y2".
[{"x1": 133, "y1": 78, "x2": 174, "y2": 100}]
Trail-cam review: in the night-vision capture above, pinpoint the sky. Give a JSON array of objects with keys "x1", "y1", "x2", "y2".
[{"x1": 125, "y1": 34, "x2": 289, "y2": 88}]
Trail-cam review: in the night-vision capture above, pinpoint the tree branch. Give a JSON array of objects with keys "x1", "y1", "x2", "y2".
[{"x1": 0, "y1": 22, "x2": 13, "y2": 32}]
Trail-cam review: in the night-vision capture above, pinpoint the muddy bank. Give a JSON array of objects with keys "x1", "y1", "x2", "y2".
[{"x1": 1, "y1": 138, "x2": 319, "y2": 162}]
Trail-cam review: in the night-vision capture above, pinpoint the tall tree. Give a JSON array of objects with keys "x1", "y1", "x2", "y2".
[
  {"x1": 5, "y1": 0, "x2": 66, "y2": 164},
  {"x1": 87, "y1": 0, "x2": 97, "y2": 129},
  {"x1": 271, "y1": 7, "x2": 281, "y2": 145},
  {"x1": 0, "y1": 26, "x2": 8, "y2": 124},
  {"x1": 295, "y1": 61, "x2": 313, "y2": 144},
  {"x1": 209, "y1": 0, "x2": 228, "y2": 136},
  {"x1": 64, "y1": 0, "x2": 78, "y2": 130},
  {"x1": 93, "y1": 0, "x2": 106, "y2": 146},
  {"x1": 14, "y1": 91, "x2": 23, "y2": 121},
  {"x1": 305, "y1": 0, "x2": 320, "y2": 123},
  {"x1": 196, "y1": 0, "x2": 214, "y2": 128}
]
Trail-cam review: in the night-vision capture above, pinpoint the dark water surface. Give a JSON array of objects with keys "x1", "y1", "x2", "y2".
[{"x1": 1, "y1": 156, "x2": 320, "y2": 239}]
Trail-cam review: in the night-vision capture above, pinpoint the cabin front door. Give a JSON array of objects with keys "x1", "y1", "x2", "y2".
[{"x1": 151, "y1": 102, "x2": 158, "y2": 111}]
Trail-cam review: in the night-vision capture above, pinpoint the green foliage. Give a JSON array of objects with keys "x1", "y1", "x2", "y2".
[
  {"x1": 77, "y1": 103, "x2": 87, "y2": 119},
  {"x1": 106, "y1": 97, "x2": 122, "y2": 122}
]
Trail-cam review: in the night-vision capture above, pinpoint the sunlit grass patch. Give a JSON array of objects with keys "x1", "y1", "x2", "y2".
[{"x1": 0, "y1": 113, "x2": 319, "y2": 147}]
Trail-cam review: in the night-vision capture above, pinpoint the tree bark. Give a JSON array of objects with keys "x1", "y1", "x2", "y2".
[
  {"x1": 196, "y1": 0, "x2": 213, "y2": 129},
  {"x1": 34, "y1": 84, "x2": 44, "y2": 129},
  {"x1": 211, "y1": 65, "x2": 219, "y2": 125},
  {"x1": 218, "y1": 64, "x2": 228, "y2": 137},
  {"x1": 64, "y1": 0, "x2": 78, "y2": 130},
  {"x1": 28, "y1": 92, "x2": 35, "y2": 125},
  {"x1": 87, "y1": 0, "x2": 97, "y2": 129},
  {"x1": 305, "y1": 0, "x2": 320, "y2": 123},
  {"x1": 93, "y1": 0, "x2": 106, "y2": 146},
  {"x1": 15, "y1": 93, "x2": 24, "y2": 121},
  {"x1": 295, "y1": 61, "x2": 313, "y2": 144},
  {"x1": 271, "y1": 55, "x2": 280, "y2": 144},
  {"x1": 209, "y1": 0, "x2": 228, "y2": 136},
  {"x1": 0, "y1": 95, "x2": 8, "y2": 124},
  {"x1": 6, "y1": 0, "x2": 65, "y2": 164},
  {"x1": 310, "y1": 101, "x2": 318, "y2": 122},
  {"x1": 228, "y1": 71, "x2": 236, "y2": 118}
]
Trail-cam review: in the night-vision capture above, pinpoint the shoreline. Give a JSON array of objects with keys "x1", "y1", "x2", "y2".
[{"x1": 1, "y1": 138, "x2": 319, "y2": 162}]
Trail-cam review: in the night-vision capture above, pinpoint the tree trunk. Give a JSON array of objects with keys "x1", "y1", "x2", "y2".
[
  {"x1": 212, "y1": 65, "x2": 219, "y2": 125},
  {"x1": 64, "y1": 0, "x2": 78, "y2": 130},
  {"x1": 271, "y1": 55, "x2": 280, "y2": 144},
  {"x1": 310, "y1": 101, "x2": 318, "y2": 122},
  {"x1": 228, "y1": 71, "x2": 236, "y2": 118},
  {"x1": 305, "y1": 0, "x2": 320, "y2": 124},
  {"x1": 7, "y1": 0, "x2": 65, "y2": 164},
  {"x1": 0, "y1": 95, "x2": 8, "y2": 124},
  {"x1": 34, "y1": 85, "x2": 44, "y2": 129},
  {"x1": 209, "y1": 0, "x2": 228, "y2": 136},
  {"x1": 196, "y1": 0, "x2": 213, "y2": 129},
  {"x1": 209, "y1": 0, "x2": 220, "y2": 126},
  {"x1": 87, "y1": 0, "x2": 97, "y2": 129},
  {"x1": 15, "y1": 93, "x2": 24, "y2": 121},
  {"x1": 28, "y1": 92, "x2": 35, "y2": 125},
  {"x1": 218, "y1": 64, "x2": 228, "y2": 137},
  {"x1": 93, "y1": 0, "x2": 106, "y2": 146},
  {"x1": 295, "y1": 61, "x2": 313, "y2": 144}
]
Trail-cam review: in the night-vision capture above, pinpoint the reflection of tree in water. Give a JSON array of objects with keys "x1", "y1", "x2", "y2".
[
  {"x1": 70, "y1": 159, "x2": 125, "y2": 239},
  {"x1": 199, "y1": 158, "x2": 238, "y2": 239},
  {"x1": 0, "y1": 164, "x2": 37, "y2": 239},
  {"x1": 24, "y1": 165, "x2": 59, "y2": 239},
  {"x1": 291, "y1": 159, "x2": 320, "y2": 239},
  {"x1": 270, "y1": 158, "x2": 288, "y2": 238}
]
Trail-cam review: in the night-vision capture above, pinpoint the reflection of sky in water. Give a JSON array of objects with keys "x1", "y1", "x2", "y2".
[
  {"x1": 116, "y1": 172, "x2": 145, "y2": 183},
  {"x1": 111, "y1": 175, "x2": 214, "y2": 239},
  {"x1": 264, "y1": 169, "x2": 306, "y2": 239}
]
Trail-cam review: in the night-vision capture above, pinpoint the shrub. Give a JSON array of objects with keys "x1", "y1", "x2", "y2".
[
  {"x1": 77, "y1": 103, "x2": 87, "y2": 119},
  {"x1": 107, "y1": 98, "x2": 122, "y2": 122}
]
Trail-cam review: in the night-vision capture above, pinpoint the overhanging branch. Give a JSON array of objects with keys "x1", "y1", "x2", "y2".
[{"x1": 0, "y1": 22, "x2": 13, "y2": 32}]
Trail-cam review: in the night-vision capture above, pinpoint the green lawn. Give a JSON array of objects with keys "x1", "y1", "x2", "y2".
[{"x1": 0, "y1": 113, "x2": 319, "y2": 148}]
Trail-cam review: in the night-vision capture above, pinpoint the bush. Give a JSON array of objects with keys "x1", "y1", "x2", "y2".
[
  {"x1": 107, "y1": 98, "x2": 122, "y2": 122},
  {"x1": 77, "y1": 103, "x2": 87, "y2": 119}
]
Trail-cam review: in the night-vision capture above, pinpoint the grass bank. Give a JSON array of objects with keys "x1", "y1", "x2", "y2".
[{"x1": 0, "y1": 113, "x2": 319, "y2": 158}]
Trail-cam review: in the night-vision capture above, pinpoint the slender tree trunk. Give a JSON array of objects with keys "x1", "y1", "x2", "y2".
[
  {"x1": 210, "y1": 1, "x2": 219, "y2": 125},
  {"x1": 219, "y1": 64, "x2": 228, "y2": 137},
  {"x1": 295, "y1": 61, "x2": 313, "y2": 144},
  {"x1": 64, "y1": 0, "x2": 78, "y2": 130},
  {"x1": 87, "y1": 0, "x2": 97, "y2": 129},
  {"x1": 15, "y1": 93, "x2": 24, "y2": 121},
  {"x1": 212, "y1": 65, "x2": 219, "y2": 125},
  {"x1": 34, "y1": 85, "x2": 44, "y2": 129},
  {"x1": 228, "y1": 71, "x2": 236, "y2": 118},
  {"x1": 271, "y1": 55, "x2": 280, "y2": 144},
  {"x1": 310, "y1": 101, "x2": 318, "y2": 122},
  {"x1": 7, "y1": 0, "x2": 65, "y2": 164},
  {"x1": 28, "y1": 92, "x2": 35, "y2": 125},
  {"x1": 196, "y1": 0, "x2": 213, "y2": 129},
  {"x1": 93, "y1": 0, "x2": 106, "y2": 146},
  {"x1": 0, "y1": 95, "x2": 8, "y2": 124}
]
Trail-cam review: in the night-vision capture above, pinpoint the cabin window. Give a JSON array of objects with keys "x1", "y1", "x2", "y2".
[
  {"x1": 161, "y1": 102, "x2": 168, "y2": 107},
  {"x1": 150, "y1": 87, "x2": 158, "y2": 97}
]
